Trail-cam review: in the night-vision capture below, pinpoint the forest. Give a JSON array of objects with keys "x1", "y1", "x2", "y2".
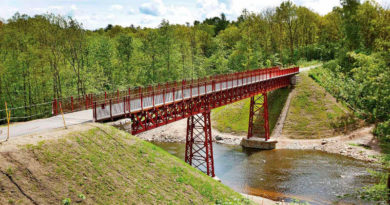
[
  {"x1": 0, "y1": 0, "x2": 389, "y2": 202},
  {"x1": 0, "y1": 0, "x2": 389, "y2": 135}
]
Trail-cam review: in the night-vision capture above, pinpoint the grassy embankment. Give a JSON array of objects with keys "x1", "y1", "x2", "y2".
[
  {"x1": 0, "y1": 124, "x2": 253, "y2": 204},
  {"x1": 283, "y1": 71, "x2": 361, "y2": 139}
]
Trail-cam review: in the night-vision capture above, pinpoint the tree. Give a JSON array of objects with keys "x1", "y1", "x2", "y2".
[
  {"x1": 202, "y1": 13, "x2": 230, "y2": 36},
  {"x1": 139, "y1": 29, "x2": 159, "y2": 83},
  {"x1": 356, "y1": 0, "x2": 382, "y2": 51},
  {"x1": 217, "y1": 25, "x2": 241, "y2": 49},
  {"x1": 104, "y1": 24, "x2": 113, "y2": 32},
  {"x1": 64, "y1": 17, "x2": 87, "y2": 95},
  {"x1": 276, "y1": 1, "x2": 298, "y2": 61},
  {"x1": 341, "y1": 0, "x2": 361, "y2": 50},
  {"x1": 116, "y1": 34, "x2": 133, "y2": 64},
  {"x1": 158, "y1": 20, "x2": 177, "y2": 81}
]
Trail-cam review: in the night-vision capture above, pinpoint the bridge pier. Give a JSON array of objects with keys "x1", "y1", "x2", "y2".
[
  {"x1": 241, "y1": 93, "x2": 277, "y2": 150},
  {"x1": 185, "y1": 111, "x2": 215, "y2": 177}
]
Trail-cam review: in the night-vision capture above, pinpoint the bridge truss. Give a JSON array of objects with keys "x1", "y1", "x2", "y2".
[
  {"x1": 248, "y1": 93, "x2": 270, "y2": 140},
  {"x1": 52, "y1": 66, "x2": 299, "y2": 176}
]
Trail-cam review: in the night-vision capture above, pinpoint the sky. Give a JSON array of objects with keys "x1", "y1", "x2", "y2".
[{"x1": 0, "y1": 0, "x2": 389, "y2": 29}]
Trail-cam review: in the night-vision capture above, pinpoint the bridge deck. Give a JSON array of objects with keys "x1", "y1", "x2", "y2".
[{"x1": 94, "y1": 67, "x2": 299, "y2": 122}]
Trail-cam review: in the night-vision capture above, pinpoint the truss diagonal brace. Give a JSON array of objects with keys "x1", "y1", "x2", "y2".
[
  {"x1": 185, "y1": 111, "x2": 215, "y2": 177},
  {"x1": 247, "y1": 93, "x2": 270, "y2": 141}
]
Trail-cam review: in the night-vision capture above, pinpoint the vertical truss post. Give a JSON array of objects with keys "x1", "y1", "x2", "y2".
[
  {"x1": 247, "y1": 92, "x2": 270, "y2": 141},
  {"x1": 248, "y1": 97, "x2": 254, "y2": 139},
  {"x1": 263, "y1": 93, "x2": 270, "y2": 141},
  {"x1": 185, "y1": 111, "x2": 215, "y2": 177}
]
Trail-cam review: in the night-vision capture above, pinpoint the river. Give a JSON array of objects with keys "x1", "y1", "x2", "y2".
[{"x1": 153, "y1": 142, "x2": 381, "y2": 204}]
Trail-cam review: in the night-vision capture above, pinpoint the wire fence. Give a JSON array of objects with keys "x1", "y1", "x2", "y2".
[{"x1": 0, "y1": 101, "x2": 53, "y2": 124}]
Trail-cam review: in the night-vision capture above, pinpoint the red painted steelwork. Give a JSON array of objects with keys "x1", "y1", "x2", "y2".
[
  {"x1": 185, "y1": 111, "x2": 215, "y2": 177},
  {"x1": 129, "y1": 73, "x2": 295, "y2": 135},
  {"x1": 247, "y1": 93, "x2": 270, "y2": 140}
]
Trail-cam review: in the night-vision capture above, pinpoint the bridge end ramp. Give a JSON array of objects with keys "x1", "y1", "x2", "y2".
[{"x1": 241, "y1": 137, "x2": 277, "y2": 150}]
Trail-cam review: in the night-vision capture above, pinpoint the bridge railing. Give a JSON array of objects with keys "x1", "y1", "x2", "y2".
[
  {"x1": 52, "y1": 66, "x2": 299, "y2": 116},
  {"x1": 92, "y1": 66, "x2": 299, "y2": 121}
]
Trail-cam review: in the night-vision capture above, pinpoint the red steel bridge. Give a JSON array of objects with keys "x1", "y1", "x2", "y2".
[{"x1": 52, "y1": 66, "x2": 299, "y2": 177}]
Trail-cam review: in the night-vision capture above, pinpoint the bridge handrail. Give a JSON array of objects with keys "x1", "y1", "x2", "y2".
[{"x1": 53, "y1": 66, "x2": 299, "y2": 115}]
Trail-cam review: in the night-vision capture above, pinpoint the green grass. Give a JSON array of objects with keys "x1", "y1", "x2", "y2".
[
  {"x1": 211, "y1": 88, "x2": 291, "y2": 135},
  {"x1": 283, "y1": 72, "x2": 361, "y2": 139},
  {"x1": 0, "y1": 124, "x2": 253, "y2": 204},
  {"x1": 348, "y1": 143, "x2": 372, "y2": 150}
]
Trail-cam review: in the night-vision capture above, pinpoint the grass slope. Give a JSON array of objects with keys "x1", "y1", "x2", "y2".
[
  {"x1": 283, "y1": 72, "x2": 360, "y2": 139},
  {"x1": 211, "y1": 88, "x2": 291, "y2": 135},
  {"x1": 0, "y1": 124, "x2": 253, "y2": 205}
]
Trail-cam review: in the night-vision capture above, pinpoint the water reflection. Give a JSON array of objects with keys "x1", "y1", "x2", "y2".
[{"x1": 153, "y1": 142, "x2": 380, "y2": 204}]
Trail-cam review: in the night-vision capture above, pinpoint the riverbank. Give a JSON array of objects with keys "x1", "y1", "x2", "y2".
[{"x1": 126, "y1": 117, "x2": 381, "y2": 162}]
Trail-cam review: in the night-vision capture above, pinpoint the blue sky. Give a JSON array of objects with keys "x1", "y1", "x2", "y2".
[{"x1": 0, "y1": 0, "x2": 389, "y2": 29}]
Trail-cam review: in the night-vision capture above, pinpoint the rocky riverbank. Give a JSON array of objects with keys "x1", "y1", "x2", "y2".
[
  {"x1": 110, "y1": 118, "x2": 243, "y2": 145},
  {"x1": 276, "y1": 125, "x2": 382, "y2": 162},
  {"x1": 110, "y1": 118, "x2": 382, "y2": 163}
]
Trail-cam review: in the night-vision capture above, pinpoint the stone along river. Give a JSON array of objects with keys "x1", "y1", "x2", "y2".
[{"x1": 153, "y1": 142, "x2": 381, "y2": 204}]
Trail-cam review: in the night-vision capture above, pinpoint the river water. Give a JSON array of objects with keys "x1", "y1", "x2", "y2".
[{"x1": 153, "y1": 142, "x2": 380, "y2": 204}]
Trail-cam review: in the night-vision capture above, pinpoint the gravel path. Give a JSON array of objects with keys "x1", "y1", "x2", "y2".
[{"x1": 0, "y1": 110, "x2": 93, "y2": 142}]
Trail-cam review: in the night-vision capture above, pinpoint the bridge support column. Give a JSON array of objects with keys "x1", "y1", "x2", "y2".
[
  {"x1": 185, "y1": 111, "x2": 215, "y2": 177},
  {"x1": 242, "y1": 93, "x2": 277, "y2": 149}
]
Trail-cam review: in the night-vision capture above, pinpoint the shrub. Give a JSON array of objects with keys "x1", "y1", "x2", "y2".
[{"x1": 374, "y1": 120, "x2": 390, "y2": 143}]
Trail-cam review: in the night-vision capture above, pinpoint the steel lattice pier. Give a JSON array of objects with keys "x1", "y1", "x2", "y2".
[
  {"x1": 185, "y1": 112, "x2": 215, "y2": 177},
  {"x1": 247, "y1": 93, "x2": 270, "y2": 140}
]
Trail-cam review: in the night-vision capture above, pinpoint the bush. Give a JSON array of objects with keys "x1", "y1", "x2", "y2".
[
  {"x1": 374, "y1": 120, "x2": 390, "y2": 142},
  {"x1": 322, "y1": 60, "x2": 340, "y2": 72},
  {"x1": 353, "y1": 171, "x2": 388, "y2": 203},
  {"x1": 310, "y1": 51, "x2": 390, "y2": 203}
]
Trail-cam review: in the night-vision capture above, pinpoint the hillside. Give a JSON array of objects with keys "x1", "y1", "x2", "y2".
[
  {"x1": 0, "y1": 124, "x2": 253, "y2": 204},
  {"x1": 282, "y1": 72, "x2": 362, "y2": 139}
]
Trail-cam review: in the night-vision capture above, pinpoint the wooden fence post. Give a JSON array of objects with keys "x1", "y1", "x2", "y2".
[{"x1": 5, "y1": 102, "x2": 11, "y2": 141}]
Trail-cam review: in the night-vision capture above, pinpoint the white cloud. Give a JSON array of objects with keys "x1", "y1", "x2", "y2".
[
  {"x1": 110, "y1": 4, "x2": 123, "y2": 11},
  {"x1": 298, "y1": 0, "x2": 340, "y2": 15},
  {"x1": 229, "y1": 0, "x2": 284, "y2": 16},
  {"x1": 197, "y1": 0, "x2": 228, "y2": 18},
  {"x1": 135, "y1": 0, "x2": 200, "y2": 27},
  {"x1": 165, "y1": 5, "x2": 198, "y2": 25},
  {"x1": 139, "y1": 0, "x2": 166, "y2": 16},
  {"x1": 0, "y1": 5, "x2": 19, "y2": 19},
  {"x1": 70, "y1": 4, "x2": 78, "y2": 10},
  {"x1": 127, "y1": 8, "x2": 136, "y2": 14}
]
